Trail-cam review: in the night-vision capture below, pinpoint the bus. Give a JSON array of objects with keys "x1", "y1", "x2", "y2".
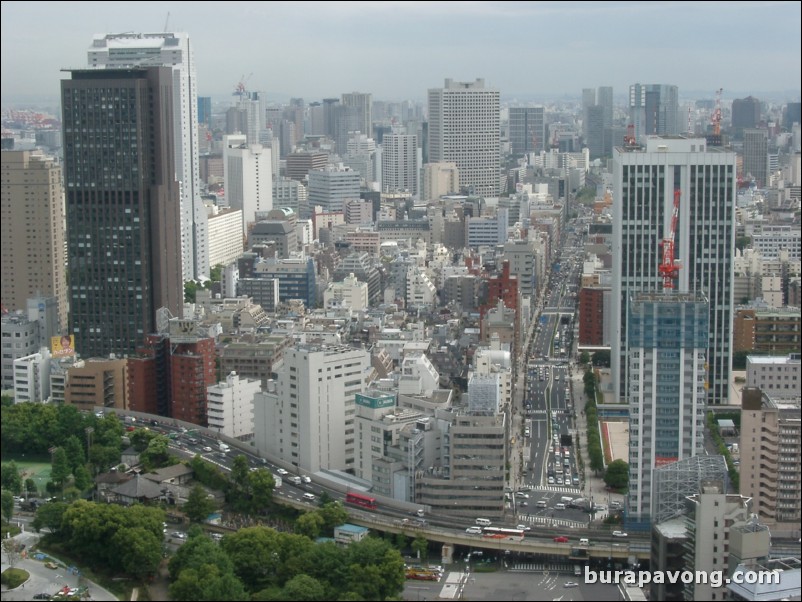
[
  {"x1": 481, "y1": 527, "x2": 525, "y2": 542},
  {"x1": 345, "y1": 491, "x2": 378, "y2": 510}
]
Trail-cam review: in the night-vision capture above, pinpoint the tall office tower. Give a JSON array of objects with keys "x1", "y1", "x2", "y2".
[
  {"x1": 341, "y1": 91, "x2": 372, "y2": 139},
  {"x1": 381, "y1": 134, "x2": 419, "y2": 196},
  {"x1": 784, "y1": 102, "x2": 801, "y2": 131},
  {"x1": 88, "y1": 33, "x2": 209, "y2": 280},
  {"x1": 740, "y1": 387, "x2": 801, "y2": 536},
  {"x1": 1, "y1": 151, "x2": 68, "y2": 331},
  {"x1": 428, "y1": 78, "x2": 500, "y2": 197},
  {"x1": 582, "y1": 88, "x2": 596, "y2": 137},
  {"x1": 743, "y1": 128, "x2": 769, "y2": 187},
  {"x1": 597, "y1": 86, "x2": 613, "y2": 129},
  {"x1": 223, "y1": 134, "x2": 273, "y2": 237},
  {"x1": 629, "y1": 83, "x2": 680, "y2": 140},
  {"x1": 585, "y1": 105, "x2": 606, "y2": 158},
  {"x1": 625, "y1": 291, "x2": 709, "y2": 525},
  {"x1": 731, "y1": 96, "x2": 761, "y2": 134},
  {"x1": 612, "y1": 137, "x2": 736, "y2": 405},
  {"x1": 198, "y1": 96, "x2": 212, "y2": 128},
  {"x1": 509, "y1": 107, "x2": 545, "y2": 155},
  {"x1": 62, "y1": 67, "x2": 183, "y2": 359},
  {"x1": 254, "y1": 344, "x2": 371, "y2": 472}
]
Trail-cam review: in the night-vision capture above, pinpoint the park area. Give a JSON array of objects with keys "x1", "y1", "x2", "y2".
[{"x1": 2, "y1": 458, "x2": 51, "y2": 496}]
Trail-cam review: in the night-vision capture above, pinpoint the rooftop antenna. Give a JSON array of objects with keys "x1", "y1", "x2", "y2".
[{"x1": 163, "y1": 12, "x2": 171, "y2": 33}]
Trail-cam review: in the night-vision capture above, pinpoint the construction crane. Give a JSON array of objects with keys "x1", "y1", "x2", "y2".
[
  {"x1": 623, "y1": 123, "x2": 637, "y2": 146},
  {"x1": 233, "y1": 73, "x2": 253, "y2": 97},
  {"x1": 658, "y1": 189, "x2": 682, "y2": 290},
  {"x1": 712, "y1": 88, "x2": 723, "y2": 136}
]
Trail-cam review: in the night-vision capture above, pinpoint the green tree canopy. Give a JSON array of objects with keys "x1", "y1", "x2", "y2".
[
  {"x1": 604, "y1": 459, "x2": 629, "y2": 490},
  {"x1": 32, "y1": 501, "x2": 68, "y2": 534},
  {"x1": 1, "y1": 461, "x2": 22, "y2": 494},
  {"x1": 1, "y1": 490, "x2": 14, "y2": 523},
  {"x1": 184, "y1": 484, "x2": 216, "y2": 524},
  {"x1": 281, "y1": 574, "x2": 328, "y2": 601},
  {"x1": 295, "y1": 511, "x2": 325, "y2": 539},
  {"x1": 50, "y1": 448, "x2": 71, "y2": 489},
  {"x1": 112, "y1": 526, "x2": 162, "y2": 578},
  {"x1": 169, "y1": 565, "x2": 248, "y2": 602}
]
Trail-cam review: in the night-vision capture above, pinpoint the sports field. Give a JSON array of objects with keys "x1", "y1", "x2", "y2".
[{"x1": 2, "y1": 459, "x2": 51, "y2": 495}]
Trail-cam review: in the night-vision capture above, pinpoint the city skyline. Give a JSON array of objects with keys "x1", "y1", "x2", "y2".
[{"x1": 2, "y1": 1, "x2": 800, "y2": 106}]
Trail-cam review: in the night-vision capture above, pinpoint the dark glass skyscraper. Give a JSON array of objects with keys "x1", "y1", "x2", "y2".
[{"x1": 61, "y1": 67, "x2": 183, "y2": 358}]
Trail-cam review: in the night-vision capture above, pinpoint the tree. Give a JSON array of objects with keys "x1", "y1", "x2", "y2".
[
  {"x1": 295, "y1": 511, "x2": 325, "y2": 539},
  {"x1": 345, "y1": 537, "x2": 406, "y2": 601},
  {"x1": 184, "y1": 280, "x2": 199, "y2": 304},
  {"x1": 281, "y1": 574, "x2": 327, "y2": 601},
  {"x1": 112, "y1": 526, "x2": 162, "y2": 578},
  {"x1": 592, "y1": 350, "x2": 611, "y2": 367},
  {"x1": 184, "y1": 484, "x2": 215, "y2": 523},
  {"x1": 2, "y1": 538, "x2": 23, "y2": 568},
  {"x1": 169, "y1": 565, "x2": 248, "y2": 601},
  {"x1": 579, "y1": 351, "x2": 591, "y2": 365},
  {"x1": 317, "y1": 501, "x2": 348, "y2": 533},
  {"x1": 32, "y1": 501, "x2": 68, "y2": 534},
  {"x1": 209, "y1": 264, "x2": 224, "y2": 282},
  {"x1": 139, "y1": 434, "x2": 174, "y2": 470},
  {"x1": 50, "y1": 447, "x2": 71, "y2": 490},
  {"x1": 1, "y1": 461, "x2": 22, "y2": 494},
  {"x1": 62, "y1": 435, "x2": 86, "y2": 471},
  {"x1": 411, "y1": 535, "x2": 428, "y2": 560},
  {"x1": 604, "y1": 459, "x2": 629, "y2": 490},
  {"x1": 169, "y1": 529, "x2": 236, "y2": 581},
  {"x1": 221, "y1": 527, "x2": 284, "y2": 591},
  {"x1": 25, "y1": 478, "x2": 37, "y2": 496},
  {"x1": 73, "y1": 465, "x2": 92, "y2": 492},
  {"x1": 247, "y1": 469, "x2": 275, "y2": 513},
  {"x1": 1, "y1": 490, "x2": 13, "y2": 523}
]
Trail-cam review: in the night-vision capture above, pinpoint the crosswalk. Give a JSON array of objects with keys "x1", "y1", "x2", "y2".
[
  {"x1": 519, "y1": 515, "x2": 587, "y2": 528},
  {"x1": 510, "y1": 563, "x2": 576, "y2": 572},
  {"x1": 536, "y1": 485, "x2": 581, "y2": 494}
]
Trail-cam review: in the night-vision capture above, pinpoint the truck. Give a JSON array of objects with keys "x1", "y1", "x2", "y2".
[
  {"x1": 273, "y1": 475, "x2": 282, "y2": 488},
  {"x1": 218, "y1": 442, "x2": 230, "y2": 453},
  {"x1": 288, "y1": 476, "x2": 302, "y2": 485}
]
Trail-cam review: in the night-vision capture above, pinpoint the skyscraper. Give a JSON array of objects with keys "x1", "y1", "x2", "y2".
[
  {"x1": 508, "y1": 107, "x2": 545, "y2": 155},
  {"x1": 223, "y1": 134, "x2": 273, "y2": 237},
  {"x1": 1, "y1": 151, "x2": 68, "y2": 331},
  {"x1": 742, "y1": 128, "x2": 769, "y2": 187},
  {"x1": 341, "y1": 91, "x2": 372, "y2": 139},
  {"x1": 626, "y1": 290, "x2": 709, "y2": 524},
  {"x1": 88, "y1": 33, "x2": 209, "y2": 280},
  {"x1": 428, "y1": 78, "x2": 500, "y2": 197},
  {"x1": 61, "y1": 67, "x2": 183, "y2": 359},
  {"x1": 612, "y1": 136, "x2": 736, "y2": 405},
  {"x1": 629, "y1": 83, "x2": 680, "y2": 140},
  {"x1": 381, "y1": 133, "x2": 419, "y2": 196}
]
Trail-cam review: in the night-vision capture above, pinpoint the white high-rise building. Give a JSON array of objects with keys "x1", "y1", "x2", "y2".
[
  {"x1": 223, "y1": 134, "x2": 273, "y2": 237},
  {"x1": 382, "y1": 134, "x2": 419, "y2": 197},
  {"x1": 613, "y1": 136, "x2": 736, "y2": 405},
  {"x1": 88, "y1": 32, "x2": 209, "y2": 280},
  {"x1": 254, "y1": 344, "x2": 371, "y2": 473},
  {"x1": 428, "y1": 78, "x2": 500, "y2": 197},
  {"x1": 207, "y1": 371, "x2": 261, "y2": 439}
]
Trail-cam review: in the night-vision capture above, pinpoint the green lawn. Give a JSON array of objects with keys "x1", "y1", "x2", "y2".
[{"x1": 2, "y1": 459, "x2": 51, "y2": 495}]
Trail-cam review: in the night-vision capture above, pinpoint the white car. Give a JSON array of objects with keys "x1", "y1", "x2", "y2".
[
  {"x1": 301, "y1": 475, "x2": 312, "y2": 484},
  {"x1": 516, "y1": 524, "x2": 532, "y2": 532},
  {"x1": 172, "y1": 531, "x2": 186, "y2": 539},
  {"x1": 564, "y1": 582, "x2": 579, "y2": 588},
  {"x1": 276, "y1": 468, "x2": 289, "y2": 476},
  {"x1": 612, "y1": 530, "x2": 628, "y2": 538},
  {"x1": 201, "y1": 446, "x2": 212, "y2": 452}
]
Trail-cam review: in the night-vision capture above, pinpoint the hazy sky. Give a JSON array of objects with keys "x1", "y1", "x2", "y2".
[{"x1": 2, "y1": 1, "x2": 800, "y2": 105}]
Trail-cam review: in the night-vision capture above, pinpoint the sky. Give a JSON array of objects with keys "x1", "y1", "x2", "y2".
[{"x1": 2, "y1": 1, "x2": 800, "y2": 107}]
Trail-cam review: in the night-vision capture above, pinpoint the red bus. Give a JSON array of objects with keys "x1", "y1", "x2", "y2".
[{"x1": 345, "y1": 491, "x2": 378, "y2": 510}]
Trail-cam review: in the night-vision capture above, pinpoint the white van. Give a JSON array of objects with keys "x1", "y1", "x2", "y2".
[
  {"x1": 302, "y1": 492, "x2": 316, "y2": 501},
  {"x1": 465, "y1": 526, "x2": 483, "y2": 535},
  {"x1": 561, "y1": 496, "x2": 573, "y2": 504},
  {"x1": 475, "y1": 518, "x2": 492, "y2": 527},
  {"x1": 536, "y1": 500, "x2": 548, "y2": 508},
  {"x1": 579, "y1": 538, "x2": 589, "y2": 546},
  {"x1": 554, "y1": 503, "x2": 566, "y2": 510}
]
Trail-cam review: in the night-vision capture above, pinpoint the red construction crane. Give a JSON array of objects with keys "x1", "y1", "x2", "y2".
[{"x1": 658, "y1": 189, "x2": 681, "y2": 290}]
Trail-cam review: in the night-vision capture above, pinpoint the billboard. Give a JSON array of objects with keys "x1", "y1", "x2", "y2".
[{"x1": 51, "y1": 335, "x2": 75, "y2": 357}]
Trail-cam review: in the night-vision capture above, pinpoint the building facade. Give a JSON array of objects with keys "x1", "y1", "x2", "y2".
[
  {"x1": 207, "y1": 371, "x2": 261, "y2": 439},
  {"x1": 223, "y1": 134, "x2": 273, "y2": 237},
  {"x1": 612, "y1": 136, "x2": 736, "y2": 405},
  {"x1": 626, "y1": 291, "x2": 709, "y2": 525},
  {"x1": 88, "y1": 32, "x2": 209, "y2": 280},
  {"x1": 428, "y1": 79, "x2": 500, "y2": 197},
  {"x1": 509, "y1": 106, "x2": 545, "y2": 155},
  {"x1": 382, "y1": 134, "x2": 419, "y2": 197},
  {"x1": 1, "y1": 151, "x2": 68, "y2": 330},
  {"x1": 61, "y1": 67, "x2": 183, "y2": 359}
]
